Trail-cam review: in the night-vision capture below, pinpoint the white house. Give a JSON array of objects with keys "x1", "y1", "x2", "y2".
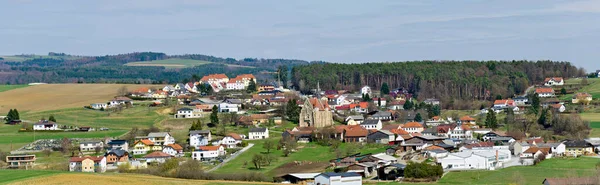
[
  {"x1": 361, "y1": 86, "x2": 372, "y2": 97},
  {"x1": 146, "y1": 132, "x2": 175, "y2": 146},
  {"x1": 185, "y1": 82, "x2": 198, "y2": 93},
  {"x1": 373, "y1": 98, "x2": 387, "y2": 107},
  {"x1": 597, "y1": 71, "x2": 600, "y2": 78},
  {"x1": 493, "y1": 99, "x2": 516, "y2": 109},
  {"x1": 162, "y1": 85, "x2": 176, "y2": 92},
  {"x1": 80, "y1": 141, "x2": 103, "y2": 152},
  {"x1": 550, "y1": 104, "x2": 566, "y2": 113},
  {"x1": 90, "y1": 103, "x2": 108, "y2": 110},
  {"x1": 248, "y1": 127, "x2": 269, "y2": 140},
  {"x1": 219, "y1": 103, "x2": 239, "y2": 113},
  {"x1": 314, "y1": 172, "x2": 362, "y2": 185},
  {"x1": 107, "y1": 140, "x2": 129, "y2": 151},
  {"x1": 448, "y1": 125, "x2": 473, "y2": 139},
  {"x1": 439, "y1": 150, "x2": 511, "y2": 170},
  {"x1": 162, "y1": 144, "x2": 183, "y2": 157},
  {"x1": 536, "y1": 88, "x2": 555, "y2": 98},
  {"x1": 360, "y1": 120, "x2": 382, "y2": 130},
  {"x1": 423, "y1": 98, "x2": 441, "y2": 106},
  {"x1": 33, "y1": 120, "x2": 59, "y2": 131},
  {"x1": 192, "y1": 145, "x2": 226, "y2": 161},
  {"x1": 402, "y1": 122, "x2": 424, "y2": 134},
  {"x1": 544, "y1": 77, "x2": 564, "y2": 86},
  {"x1": 174, "y1": 108, "x2": 202, "y2": 118},
  {"x1": 69, "y1": 156, "x2": 107, "y2": 173},
  {"x1": 513, "y1": 96, "x2": 529, "y2": 106},
  {"x1": 213, "y1": 133, "x2": 242, "y2": 148},
  {"x1": 346, "y1": 115, "x2": 364, "y2": 125},
  {"x1": 143, "y1": 151, "x2": 172, "y2": 163},
  {"x1": 189, "y1": 130, "x2": 211, "y2": 149},
  {"x1": 336, "y1": 95, "x2": 349, "y2": 105}
]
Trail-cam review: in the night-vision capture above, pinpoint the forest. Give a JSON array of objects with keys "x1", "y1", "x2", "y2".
[
  {"x1": 0, "y1": 52, "x2": 310, "y2": 84},
  {"x1": 292, "y1": 61, "x2": 585, "y2": 108}
]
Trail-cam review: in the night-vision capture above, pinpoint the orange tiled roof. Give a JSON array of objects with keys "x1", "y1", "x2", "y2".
[
  {"x1": 390, "y1": 128, "x2": 409, "y2": 135},
  {"x1": 344, "y1": 125, "x2": 368, "y2": 137},
  {"x1": 200, "y1": 74, "x2": 228, "y2": 82},
  {"x1": 460, "y1": 116, "x2": 476, "y2": 121},
  {"x1": 359, "y1": 102, "x2": 368, "y2": 109},
  {"x1": 308, "y1": 98, "x2": 330, "y2": 110},
  {"x1": 227, "y1": 133, "x2": 243, "y2": 140},
  {"x1": 574, "y1": 92, "x2": 592, "y2": 98},
  {"x1": 136, "y1": 139, "x2": 154, "y2": 146},
  {"x1": 144, "y1": 151, "x2": 171, "y2": 158},
  {"x1": 544, "y1": 77, "x2": 563, "y2": 82},
  {"x1": 424, "y1": 145, "x2": 444, "y2": 151},
  {"x1": 550, "y1": 104, "x2": 563, "y2": 109},
  {"x1": 382, "y1": 124, "x2": 402, "y2": 131},
  {"x1": 167, "y1": 144, "x2": 183, "y2": 150},
  {"x1": 536, "y1": 87, "x2": 555, "y2": 94},
  {"x1": 199, "y1": 145, "x2": 222, "y2": 151},
  {"x1": 404, "y1": 122, "x2": 423, "y2": 128}
]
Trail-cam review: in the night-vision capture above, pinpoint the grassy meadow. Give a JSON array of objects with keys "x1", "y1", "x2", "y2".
[
  {"x1": 0, "y1": 85, "x2": 29, "y2": 93},
  {"x1": 561, "y1": 78, "x2": 600, "y2": 100},
  {"x1": 0, "y1": 170, "x2": 64, "y2": 184},
  {"x1": 125, "y1": 58, "x2": 211, "y2": 68},
  {"x1": 0, "y1": 55, "x2": 82, "y2": 62}
]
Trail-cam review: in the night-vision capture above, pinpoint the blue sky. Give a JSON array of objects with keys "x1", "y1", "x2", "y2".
[{"x1": 1, "y1": 0, "x2": 598, "y2": 70}]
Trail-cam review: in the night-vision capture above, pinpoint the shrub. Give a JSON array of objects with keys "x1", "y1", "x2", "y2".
[{"x1": 404, "y1": 161, "x2": 443, "y2": 180}]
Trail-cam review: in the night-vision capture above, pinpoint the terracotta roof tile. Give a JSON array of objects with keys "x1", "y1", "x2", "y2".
[
  {"x1": 69, "y1": 156, "x2": 105, "y2": 162},
  {"x1": 344, "y1": 125, "x2": 368, "y2": 137},
  {"x1": 136, "y1": 139, "x2": 154, "y2": 146},
  {"x1": 404, "y1": 122, "x2": 423, "y2": 128},
  {"x1": 535, "y1": 87, "x2": 555, "y2": 94},
  {"x1": 199, "y1": 145, "x2": 222, "y2": 151},
  {"x1": 166, "y1": 144, "x2": 183, "y2": 150},
  {"x1": 460, "y1": 116, "x2": 476, "y2": 121},
  {"x1": 227, "y1": 133, "x2": 243, "y2": 140},
  {"x1": 144, "y1": 151, "x2": 172, "y2": 158}
]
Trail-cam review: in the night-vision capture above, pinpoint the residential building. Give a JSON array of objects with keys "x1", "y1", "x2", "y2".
[
  {"x1": 80, "y1": 141, "x2": 103, "y2": 152},
  {"x1": 299, "y1": 98, "x2": 333, "y2": 128},
  {"x1": 367, "y1": 130, "x2": 394, "y2": 144},
  {"x1": 90, "y1": 103, "x2": 108, "y2": 110},
  {"x1": 147, "y1": 132, "x2": 175, "y2": 146},
  {"x1": 33, "y1": 120, "x2": 59, "y2": 130},
  {"x1": 402, "y1": 122, "x2": 424, "y2": 134},
  {"x1": 400, "y1": 136, "x2": 446, "y2": 151},
  {"x1": 550, "y1": 104, "x2": 566, "y2": 113},
  {"x1": 439, "y1": 150, "x2": 511, "y2": 170},
  {"x1": 544, "y1": 77, "x2": 564, "y2": 86},
  {"x1": 493, "y1": 99, "x2": 516, "y2": 109},
  {"x1": 360, "y1": 119, "x2": 382, "y2": 130},
  {"x1": 192, "y1": 145, "x2": 226, "y2": 161},
  {"x1": 6, "y1": 155, "x2": 35, "y2": 168},
  {"x1": 189, "y1": 130, "x2": 211, "y2": 149},
  {"x1": 564, "y1": 140, "x2": 594, "y2": 157},
  {"x1": 370, "y1": 111, "x2": 392, "y2": 121},
  {"x1": 423, "y1": 98, "x2": 440, "y2": 106},
  {"x1": 343, "y1": 125, "x2": 369, "y2": 143},
  {"x1": 538, "y1": 142, "x2": 566, "y2": 156},
  {"x1": 69, "y1": 156, "x2": 107, "y2": 173},
  {"x1": 536, "y1": 88, "x2": 556, "y2": 98},
  {"x1": 174, "y1": 107, "x2": 202, "y2": 118},
  {"x1": 109, "y1": 97, "x2": 133, "y2": 107},
  {"x1": 248, "y1": 127, "x2": 269, "y2": 140},
  {"x1": 346, "y1": 115, "x2": 364, "y2": 125},
  {"x1": 448, "y1": 125, "x2": 473, "y2": 139},
  {"x1": 144, "y1": 151, "x2": 172, "y2": 163},
  {"x1": 162, "y1": 144, "x2": 184, "y2": 157},
  {"x1": 105, "y1": 149, "x2": 129, "y2": 164},
  {"x1": 107, "y1": 140, "x2": 128, "y2": 151},
  {"x1": 361, "y1": 86, "x2": 372, "y2": 97},
  {"x1": 225, "y1": 74, "x2": 256, "y2": 90},
  {"x1": 314, "y1": 172, "x2": 362, "y2": 185},
  {"x1": 350, "y1": 102, "x2": 369, "y2": 113},
  {"x1": 373, "y1": 98, "x2": 387, "y2": 107},
  {"x1": 278, "y1": 173, "x2": 320, "y2": 184},
  {"x1": 218, "y1": 103, "x2": 239, "y2": 113},
  {"x1": 572, "y1": 92, "x2": 593, "y2": 104},
  {"x1": 216, "y1": 133, "x2": 243, "y2": 148},
  {"x1": 513, "y1": 96, "x2": 529, "y2": 106}
]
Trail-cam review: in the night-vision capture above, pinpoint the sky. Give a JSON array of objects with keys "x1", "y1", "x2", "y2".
[{"x1": 0, "y1": 0, "x2": 599, "y2": 70}]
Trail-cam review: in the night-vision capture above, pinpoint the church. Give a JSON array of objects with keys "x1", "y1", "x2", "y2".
[{"x1": 299, "y1": 97, "x2": 334, "y2": 128}]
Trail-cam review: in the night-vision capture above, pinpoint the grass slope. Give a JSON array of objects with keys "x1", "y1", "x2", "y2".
[
  {"x1": 125, "y1": 58, "x2": 211, "y2": 68},
  {"x1": 0, "y1": 170, "x2": 64, "y2": 184},
  {"x1": 0, "y1": 55, "x2": 82, "y2": 62},
  {"x1": 562, "y1": 78, "x2": 600, "y2": 100},
  {"x1": 3, "y1": 171, "x2": 274, "y2": 185},
  {"x1": 0, "y1": 84, "x2": 161, "y2": 112},
  {"x1": 0, "y1": 85, "x2": 29, "y2": 93}
]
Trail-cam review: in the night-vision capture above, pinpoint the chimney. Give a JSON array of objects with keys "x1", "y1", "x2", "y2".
[{"x1": 495, "y1": 150, "x2": 499, "y2": 161}]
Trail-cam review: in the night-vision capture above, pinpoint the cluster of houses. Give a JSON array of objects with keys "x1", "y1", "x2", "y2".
[
  {"x1": 90, "y1": 96, "x2": 133, "y2": 110},
  {"x1": 31, "y1": 119, "x2": 106, "y2": 132}
]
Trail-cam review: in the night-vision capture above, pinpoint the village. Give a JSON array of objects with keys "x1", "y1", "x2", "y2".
[{"x1": 3, "y1": 73, "x2": 600, "y2": 185}]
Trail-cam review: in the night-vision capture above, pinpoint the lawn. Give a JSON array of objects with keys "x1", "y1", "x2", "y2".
[
  {"x1": 0, "y1": 170, "x2": 64, "y2": 184},
  {"x1": 0, "y1": 85, "x2": 29, "y2": 93},
  {"x1": 125, "y1": 58, "x2": 211, "y2": 68},
  {"x1": 561, "y1": 78, "x2": 600, "y2": 100}
]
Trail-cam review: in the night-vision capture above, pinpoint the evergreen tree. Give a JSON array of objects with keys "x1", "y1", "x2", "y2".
[
  {"x1": 4, "y1": 109, "x2": 14, "y2": 122},
  {"x1": 504, "y1": 108, "x2": 515, "y2": 126},
  {"x1": 285, "y1": 99, "x2": 300, "y2": 123},
  {"x1": 485, "y1": 109, "x2": 498, "y2": 129},
  {"x1": 530, "y1": 93, "x2": 541, "y2": 115},
  {"x1": 210, "y1": 105, "x2": 219, "y2": 125},
  {"x1": 430, "y1": 105, "x2": 441, "y2": 117},
  {"x1": 246, "y1": 78, "x2": 257, "y2": 93},
  {"x1": 48, "y1": 115, "x2": 57, "y2": 122},
  {"x1": 363, "y1": 93, "x2": 371, "y2": 101},
  {"x1": 538, "y1": 108, "x2": 552, "y2": 128},
  {"x1": 403, "y1": 100, "x2": 413, "y2": 110},
  {"x1": 377, "y1": 98, "x2": 382, "y2": 107},
  {"x1": 414, "y1": 113, "x2": 423, "y2": 122},
  {"x1": 380, "y1": 83, "x2": 390, "y2": 96},
  {"x1": 560, "y1": 88, "x2": 567, "y2": 95}
]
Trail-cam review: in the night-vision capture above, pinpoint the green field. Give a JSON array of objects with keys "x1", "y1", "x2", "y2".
[
  {"x1": 125, "y1": 58, "x2": 211, "y2": 68},
  {"x1": 561, "y1": 78, "x2": 600, "y2": 100},
  {"x1": 0, "y1": 85, "x2": 29, "y2": 93},
  {"x1": 0, "y1": 55, "x2": 82, "y2": 62},
  {"x1": 0, "y1": 170, "x2": 64, "y2": 184}
]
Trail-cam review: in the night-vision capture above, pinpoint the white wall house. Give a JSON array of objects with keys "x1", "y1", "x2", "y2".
[
  {"x1": 448, "y1": 126, "x2": 473, "y2": 139},
  {"x1": 402, "y1": 122, "x2": 424, "y2": 134},
  {"x1": 33, "y1": 120, "x2": 59, "y2": 130},
  {"x1": 192, "y1": 145, "x2": 226, "y2": 161},
  {"x1": 314, "y1": 172, "x2": 363, "y2": 185},
  {"x1": 189, "y1": 130, "x2": 211, "y2": 149},
  {"x1": 360, "y1": 120, "x2": 382, "y2": 130},
  {"x1": 544, "y1": 77, "x2": 564, "y2": 86},
  {"x1": 174, "y1": 108, "x2": 203, "y2": 118},
  {"x1": 69, "y1": 156, "x2": 107, "y2": 173},
  {"x1": 361, "y1": 86, "x2": 371, "y2": 97},
  {"x1": 147, "y1": 132, "x2": 175, "y2": 146},
  {"x1": 439, "y1": 150, "x2": 511, "y2": 170},
  {"x1": 90, "y1": 103, "x2": 108, "y2": 110},
  {"x1": 248, "y1": 127, "x2": 269, "y2": 140},
  {"x1": 80, "y1": 141, "x2": 103, "y2": 152},
  {"x1": 213, "y1": 134, "x2": 242, "y2": 148},
  {"x1": 219, "y1": 103, "x2": 239, "y2": 113},
  {"x1": 536, "y1": 88, "x2": 556, "y2": 98}
]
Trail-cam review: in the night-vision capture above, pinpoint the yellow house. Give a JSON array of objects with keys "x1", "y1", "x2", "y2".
[
  {"x1": 565, "y1": 140, "x2": 594, "y2": 157},
  {"x1": 133, "y1": 139, "x2": 154, "y2": 155},
  {"x1": 572, "y1": 92, "x2": 593, "y2": 104}
]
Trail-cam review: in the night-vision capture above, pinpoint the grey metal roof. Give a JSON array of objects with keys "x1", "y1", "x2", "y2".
[
  {"x1": 107, "y1": 140, "x2": 127, "y2": 145},
  {"x1": 361, "y1": 120, "x2": 380, "y2": 125},
  {"x1": 148, "y1": 132, "x2": 170, "y2": 137},
  {"x1": 177, "y1": 107, "x2": 193, "y2": 111},
  {"x1": 347, "y1": 115, "x2": 364, "y2": 120},
  {"x1": 80, "y1": 141, "x2": 102, "y2": 145},
  {"x1": 372, "y1": 111, "x2": 392, "y2": 117},
  {"x1": 106, "y1": 149, "x2": 128, "y2": 157},
  {"x1": 189, "y1": 130, "x2": 211, "y2": 135},
  {"x1": 283, "y1": 173, "x2": 320, "y2": 179},
  {"x1": 249, "y1": 127, "x2": 267, "y2": 133},
  {"x1": 319, "y1": 172, "x2": 361, "y2": 178}
]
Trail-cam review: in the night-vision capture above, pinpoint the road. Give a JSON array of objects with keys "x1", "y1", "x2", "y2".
[{"x1": 207, "y1": 143, "x2": 255, "y2": 172}]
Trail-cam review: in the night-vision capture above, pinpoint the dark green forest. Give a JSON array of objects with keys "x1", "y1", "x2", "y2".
[
  {"x1": 292, "y1": 61, "x2": 584, "y2": 108},
  {"x1": 0, "y1": 52, "x2": 309, "y2": 84}
]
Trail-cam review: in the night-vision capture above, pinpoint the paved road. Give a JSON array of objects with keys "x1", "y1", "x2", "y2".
[{"x1": 207, "y1": 143, "x2": 255, "y2": 172}]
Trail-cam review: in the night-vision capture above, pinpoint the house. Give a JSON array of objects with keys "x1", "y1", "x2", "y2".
[
  {"x1": 448, "y1": 125, "x2": 473, "y2": 139},
  {"x1": 493, "y1": 99, "x2": 515, "y2": 109},
  {"x1": 258, "y1": 84, "x2": 275, "y2": 91},
  {"x1": 218, "y1": 103, "x2": 239, "y2": 113},
  {"x1": 361, "y1": 86, "x2": 372, "y2": 97},
  {"x1": 421, "y1": 127, "x2": 437, "y2": 136},
  {"x1": 520, "y1": 146, "x2": 552, "y2": 159},
  {"x1": 90, "y1": 103, "x2": 108, "y2": 110},
  {"x1": 143, "y1": 151, "x2": 172, "y2": 163},
  {"x1": 360, "y1": 119, "x2": 382, "y2": 130},
  {"x1": 248, "y1": 127, "x2": 269, "y2": 140},
  {"x1": 482, "y1": 131, "x2": 505, "y2": 141},
  {"x1": 299, "y1": 97, "x2": 334, "y2": 128},
  {"x1": 544, "y1": 77, "x2": 564, "y2": 86},
  {"x1": 185, "y1": 82, "x2": 198, "y2": 93},
  {"x1": 174, "y1": 107, "x2": 203, "y2": 118},
  {"x1": 109, "y1": 96, "x2": 133, "y2": 107},
  {"x1": 6, "y1": 155, "x2": 35, "y2": 168},
  {"x1": 277, "y1": 173, "x2": 320, "y2": 184},
  {"x1": 373, "y1": 98, "x2": 387, "y2": 107},
  {"x1": 33, "y1": 120, "x2": 59, "y2": 130},
  {"x1": 162, "y1": 144, "x2": 184, "y2": 157},
  {"x1": 283, "y1": 127, "x2": 315, "y2": 143},
  {"x1": 550, "y1": 104, "x2": 566, "y2": 113},
  {"x1": 105, "y1": 149, "x2": 129, "y2": 164},
  {"x1": 80, "y1": 141, "x2": 103, "y2": 152},
  {"x1": 133, "y1": 139, "x2": 160, "y2": 155},
  {"x1": 147, "y1": 132, "x2": 175, "y2": 145},
  {"x1": 572, "y1": 92, "x2": 593, "y2": 104},
  {"x1": 193, "y1": 145, "x2": 226, "y2": 161},
  {"x1": 401, "y1": 136, "x2": 446, "y2": 151},
  {"x1": 189, "y1": 130, "x2": 211, "y2": 149},
  {"x1": 69, "y1": 156, "x2": 106, "y2": 173},
  {"x1": 536, "y1": 88, "x2": 556, "y2": 98},
  {"x1": 370, "y1": 111, "x2": 393, "y2": 121},
  {"x1": 367, "y1": 130, "x2": 394, "y2": 144},
  {"x1": 226, "y1": 74, "x2": 256, "y2": 90},
  {"x1": 216, "y1": 133, "x2": 243, "y2": 148},
  {"x1": 439, "y1": 150, "x2": 511, "y2": 170},
  {"x1": 200, "y1": 74, "x2": 229, "y2": 84},
  {"x1": 343, "y1": 125, "x2": 369, "y2": 143},
  {"x1": 538, "y1": 142, "x2": 566, "y2": 156},
  {"x1": 513, "y1": 96, "x2": 529, "y2": 106},
  {"x1": 162, "y1": 85, "x2": 176, "y2": 92},
  {"x1": 346, "y1": 115, "x2": 364, "y2": 125},
  {"x1": 314, "y1": 172, "x2": 362, "y2": 185},
  {"x1": 459, "y1": 116, "x2": 476, "y2": 127},
  {"x1": 564, "y1": 140, "x2": 594, "y2": 157},
  {"x1": 107, "y1": 140, "x2": 128, "y2": 151},
  {"x1": 542, "y1": 177, "x2": 598, "y2": 185},
  {"x1": 423, "y1": 98, "x2": 440, "y2": 106},
  {"x1": 459, "y1": 142, "x2": 495, "y2": 151},
  {"x1": 349, "y1": 102, "x2": 369, "y2": 113},
  {"x1": 237, "y1": 114, "x2": 271, "y2": 126},
  {"x1": 402, "y1": 122, "x2": 424, "y2": 134},
  {"x1": 387, "y1": 100, "x2": 405, "y2": 110},
  {"x1": 347, "y1": 163, "x2": 378, "y2": 177},
  {"x1": 490, "y1": 136, "x2": 516, "y2": 145}
]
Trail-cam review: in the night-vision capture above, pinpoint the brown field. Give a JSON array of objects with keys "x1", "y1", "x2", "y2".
[
  {"x1": 0, "y1": 84, "x2": 162, "y2": 112},
  {"x1": 126, "y1": 63, "x2": 186, "y2": 67},
  {"x1": 8, "y1": 173, "x2": 274, "y2": 185}
]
